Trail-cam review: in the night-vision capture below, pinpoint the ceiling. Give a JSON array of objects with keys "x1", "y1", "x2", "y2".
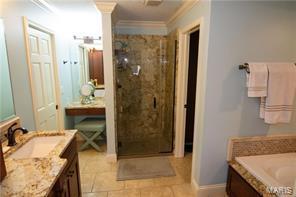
[{"x1": 95, "y1": 0, "x2": 184, "y2": 21}]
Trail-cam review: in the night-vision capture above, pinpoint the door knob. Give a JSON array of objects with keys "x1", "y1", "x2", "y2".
[{"x1": 184, "y1": 104, "x2": 188, "y2": 108}]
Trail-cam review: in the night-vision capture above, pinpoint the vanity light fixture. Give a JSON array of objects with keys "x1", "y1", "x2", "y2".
[{"x1": 73, "y1": 36, "x2": 101, "y2": 44}]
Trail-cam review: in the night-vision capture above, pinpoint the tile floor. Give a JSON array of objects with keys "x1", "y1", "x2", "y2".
[{"x1": 78, "y1": 145, "x2": 196, "y2": 197}]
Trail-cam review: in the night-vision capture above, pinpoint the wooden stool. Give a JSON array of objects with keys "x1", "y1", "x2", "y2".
[{"x1": 75, "y1": 118, "x2": 106, "y2": 151}]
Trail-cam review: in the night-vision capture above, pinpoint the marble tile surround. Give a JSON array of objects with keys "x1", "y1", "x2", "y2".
[{"x1": 227, "y1": 134, "x2": 296, "y2": 161}]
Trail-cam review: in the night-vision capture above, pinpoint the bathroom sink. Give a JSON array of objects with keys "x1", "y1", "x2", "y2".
[{"x1": 9, "y1": 136, "x2": 64, "y2": 159}]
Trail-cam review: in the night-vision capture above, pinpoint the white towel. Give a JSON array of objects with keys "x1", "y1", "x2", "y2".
[
  {"x1": 260, "y1": 63, "x2": 296, "y2": 124},
  {"x1": 246, "y1": 63, "x2": 268, "y2": 97}
]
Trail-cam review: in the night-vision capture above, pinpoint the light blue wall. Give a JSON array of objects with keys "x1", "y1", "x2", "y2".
[
  {"x1": 199, "y1": 1, "x2": 296, "y2": 185},
  {"x1": 2, "y1": 1, "x2": 74, "y2": 129},
  {"x1": 168, "y1": 0, "x2": 296, "y2": 187},
  {"x1": 167, "y1": 0, "x2": 212, "y2": 187},
  {"x1": 0, "y1": 19, "x2": 15, "y2": 122},
  {"x1": 167, "y1": 1, "x2": 211, "y2": 33},
  {"x1": 2, "y1": 1, "x2": 102, "y2": 130}
]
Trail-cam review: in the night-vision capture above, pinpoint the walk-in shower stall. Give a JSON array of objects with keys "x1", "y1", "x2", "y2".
[{"x1": 114, "y1": 34, "x2": 177, "y2": 156}]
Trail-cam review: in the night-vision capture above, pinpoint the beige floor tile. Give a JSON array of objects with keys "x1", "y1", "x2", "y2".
[
  {"x1": 169, "y1": 155, "x2": 192, "y2": 170},
  {"x1": 174, "y1": 166, "x2": 191, "y2": 183},
  {"x1": 153, "y1": 173, "x2": 185, "y2": 187},
  {"x1": 81, "y1": 173, "x2": 96, "y2": 181},
  {"x1": 92, "y1": 172, "x2": 125, "y2": 192},
  {"x1": 140, "y1": 186, "x2": 174, "y2": 197},
  {"x1": 78, "y1": 151, "x2": 102, "y2": 162},
  {"x1": 82, "y1": 160, "x2": 113, "y2": 173},
  {"x1": 80, "y1": 173, "x2": 96, "y2": 193},
  {"x1": 82, "y1": 192, "x2": 108, "y2": 197},
  {"x1": 79, "y1": 159, "x2": 87, "y2": 171},
  {"x1": 171, "y1": 184, "x2": 197, "y2": 197},
  {"x1": 78, "y1": 146, "x2": 106, "y2": 160},
  {"x1": 81, "y1": 184, "x2": 93, "y2": 193},
  {"x1": 78, "y1": 143, "x2": 193, "y2": 195},
  {"x1": 124, "y1": 179, "x2": 155, "y2": 189},
  {"x1": 108, "y1": 189, "x2": 140, "y2": 197},
  {"x1": 110, "y1": 162, "x2": 118, "y2": 172},
  {"x1": 169, "y1": 154, "x2": 192, "y2": 184}
]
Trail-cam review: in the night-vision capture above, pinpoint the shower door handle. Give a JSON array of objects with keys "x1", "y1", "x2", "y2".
[{"x1": 153, "y1": 97, "x2": 157, "y2": 109}]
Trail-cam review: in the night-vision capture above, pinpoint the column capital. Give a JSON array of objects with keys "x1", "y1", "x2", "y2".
[{"x1": 95, "y1": 2, "x2": 117, "y2": 13}]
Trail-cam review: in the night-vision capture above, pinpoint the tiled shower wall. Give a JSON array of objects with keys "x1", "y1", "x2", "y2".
[{"x1": 115, "y1": 34, "x2": 176, "y2": 155}]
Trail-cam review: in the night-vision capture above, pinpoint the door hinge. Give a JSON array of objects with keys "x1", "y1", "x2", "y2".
[{"x1": 56, "y1": 105, "x2": 59, "y2": 110}]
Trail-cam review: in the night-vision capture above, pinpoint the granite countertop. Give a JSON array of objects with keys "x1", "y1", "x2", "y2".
[
  {"x1": 0, "y1": 130, "x2": 77, "y2": 197},
  {"x1": 65, "y1": 97, "x2": 105, "y2": 109},
  {"x1": 229, "y1": 161, "x2": 277, "y2": 197}
]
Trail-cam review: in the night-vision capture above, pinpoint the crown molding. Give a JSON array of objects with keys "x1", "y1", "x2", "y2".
[
  {"x1": 95, "y1": 2, "x2": 117, "y2": 13},
  {"x1": 166, "y1": 0, "x2": 198, "y2": 27},
  {"x1": 116, "y1": 20, "x2": 167, "y2": 29},
  {"x1": 30, "y1": 0, "x2": 59, "y2": 14}
]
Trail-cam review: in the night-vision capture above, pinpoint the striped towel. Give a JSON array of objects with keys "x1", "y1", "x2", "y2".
[
  {"x1": 246, "y1": 63, "x2": 268, "y2": 97},
  {"x1": 260, "y1": 63, "x2": 296, "y2": 124}
]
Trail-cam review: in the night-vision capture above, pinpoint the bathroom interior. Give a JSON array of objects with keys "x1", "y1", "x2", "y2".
[{"x1": 0, "y1": 0, "x2": 296, "y2": 197}]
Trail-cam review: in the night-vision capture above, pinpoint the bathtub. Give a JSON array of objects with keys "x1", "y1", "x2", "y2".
[{"x1": 235, "y1": 153, "x2": 296, "y2": 196}]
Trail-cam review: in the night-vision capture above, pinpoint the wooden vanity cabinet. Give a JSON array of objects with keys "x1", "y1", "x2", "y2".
[
  {"x1": 226, "y1": 166, "x2": 262, "y2": 197},
  {"x1": 48, "y1": 137, "x2": 81, "y2": 197}
]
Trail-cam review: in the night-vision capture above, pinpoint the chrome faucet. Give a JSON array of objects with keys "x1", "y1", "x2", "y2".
[{"x1": 6, "y1": 123, "x2": 29, "y2": 146}]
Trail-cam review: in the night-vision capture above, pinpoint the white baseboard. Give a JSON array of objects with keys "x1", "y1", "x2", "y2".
[
  {"x1": 106, "y1": 153, "x2": 117, "y2": 163},
  {"x1": 198, "y1": 183, "x2": 226, "y2": 197},
  {"x1": 191, "y1": 180, "x2": 226, "y2": 197}
]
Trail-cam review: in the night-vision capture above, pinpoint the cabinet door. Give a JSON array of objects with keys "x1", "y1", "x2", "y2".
[
  {"x1": 62, "y1": 178, "x2": 70, "y2": 197},
  {"x1": 67, "y1": 156, "x2": 81, "y2": 197},
  {"x1": 227, "y1": 166, "x2": 262, "y2": 197},
  {"x1": 52, "y1": 176, "x2": 70, "y2": 197}
]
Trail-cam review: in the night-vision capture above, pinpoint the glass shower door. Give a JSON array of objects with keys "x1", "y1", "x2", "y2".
[{"x1": 115, "y1": 35, "x2": 175, "y2": 156}]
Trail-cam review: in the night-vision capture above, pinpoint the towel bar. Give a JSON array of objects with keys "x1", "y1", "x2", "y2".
[
  {"x1": 238, "y1": 63, "x2": 250, "y2": 73},
  {"x1": 238, "y1": 63, "x2": 296, "y2": 73}
]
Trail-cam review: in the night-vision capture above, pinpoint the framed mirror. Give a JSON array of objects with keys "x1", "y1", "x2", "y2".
[
  {"x1": 70, "y1": 37, "x2": 104, "y2": 102},
  {"x1": 0, "y1": 18, "x2": 16, "y2": 122},
  {"x1": 79, "y1": 43, "x2": 104, "y2": 88}
]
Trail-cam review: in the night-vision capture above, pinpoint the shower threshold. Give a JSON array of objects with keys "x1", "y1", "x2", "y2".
[
  {"x1": 117, "y1": 138, "x2": 173, "y2": 158},
  {"x1": 118, "y1": 152, "x2": 173, "y2": 160}
]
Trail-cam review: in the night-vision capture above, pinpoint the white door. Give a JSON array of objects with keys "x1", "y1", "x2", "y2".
[{"x1": 28, "y1": 27, "x2": 58, "y2": 130}]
